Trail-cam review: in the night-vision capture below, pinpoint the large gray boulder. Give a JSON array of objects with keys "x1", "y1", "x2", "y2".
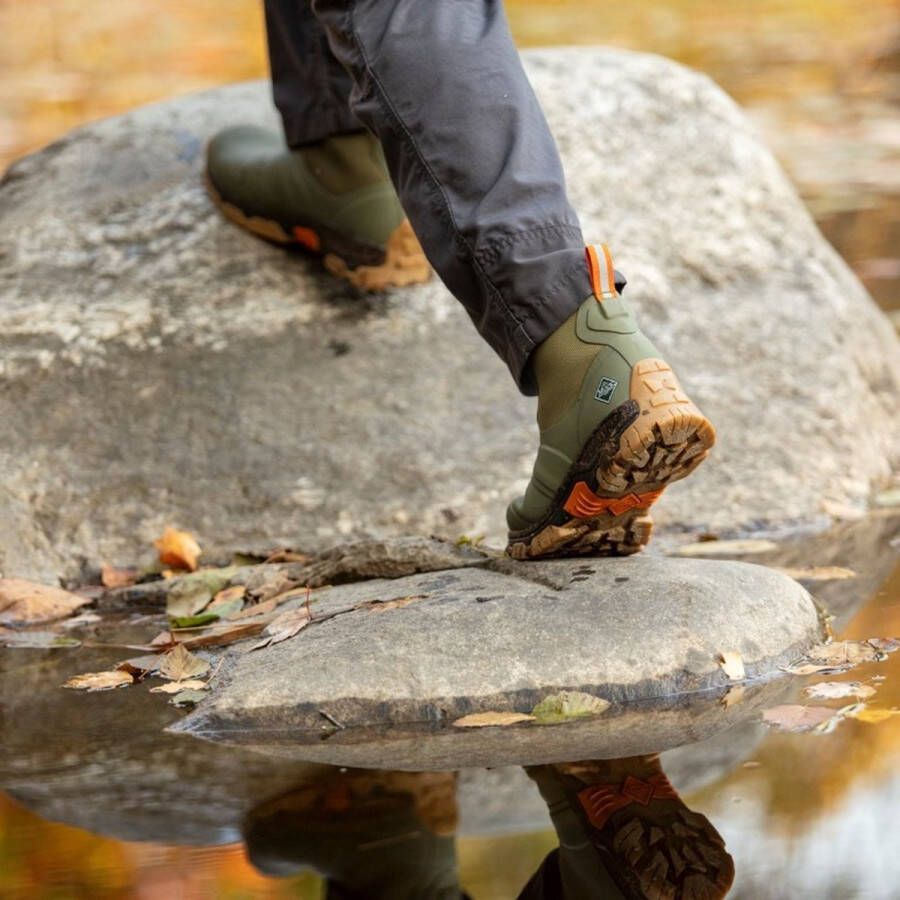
[
  {"x1": 1, "y1": 48, "x2": 897, "y2": 580},
  {"x1": 174, "y1": 554, "x2": 821, "y2": 770}
]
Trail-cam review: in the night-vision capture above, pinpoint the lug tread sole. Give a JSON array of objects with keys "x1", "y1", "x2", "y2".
[
  {"x1": 508, "y1": 359, "x2": 715, "y2": 560},
  {"x1": 206, "y1": 175, "x2": 431, "y2": 291}
]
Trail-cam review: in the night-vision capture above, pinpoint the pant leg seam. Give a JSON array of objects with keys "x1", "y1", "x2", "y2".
[
  {"x1": 476, "y1": 223, "x2": 584, "y2": 267},
  {"x1": 345, "y1": 3, "x2": 529, "y2": 334}
]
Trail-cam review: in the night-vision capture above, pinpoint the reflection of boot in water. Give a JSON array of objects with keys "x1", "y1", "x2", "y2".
[
  {"x1": 242, "y1": 769, "x2": 467, "y2": 900},
  {"x1": 524, "y1": 755, "x2": 734, "y2": 900}
]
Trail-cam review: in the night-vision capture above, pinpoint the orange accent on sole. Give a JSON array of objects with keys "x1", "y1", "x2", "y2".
[
  {"x1": 563, "y1": 482, "x2": 664, "y2": 519},
  {"x1": 292, "y1": 225, "x2": 322, "y2": 252}
]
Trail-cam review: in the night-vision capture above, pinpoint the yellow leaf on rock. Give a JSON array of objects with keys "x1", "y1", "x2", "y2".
[
  {"x1": 149, "y1": 679, "x2": 208, "y2": 694},
  {"x1": 159, "y1": 643, "x2": 210, "y2": 680},
  {"x1": 453, "y1": 711, "x2": 535, "y2": 728},
  {"x1": 0, "y1": 579, "x2": 92, "y2": 626},
  {"x1": 718, "y1": 651, "x2": 746, "y2": 680},
  {"x1": 154, "y1": 527, "x2": 201, "y2": 572},
  {"x1": 63, "y1": 670, "x2": 133, "y2": 691}
]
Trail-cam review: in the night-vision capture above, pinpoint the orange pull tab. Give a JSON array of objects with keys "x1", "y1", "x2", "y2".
[{"x1": 585, "y1": 244, "x2": 618, "y2": 300}]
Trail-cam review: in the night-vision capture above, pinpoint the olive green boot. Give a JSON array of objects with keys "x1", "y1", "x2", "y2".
[
  {"x1": 507, "y1": 245, "x2": 715, "y2": 559},
  {"x1": 206, "y1": 125, "x2": 430, "y2": 290}
]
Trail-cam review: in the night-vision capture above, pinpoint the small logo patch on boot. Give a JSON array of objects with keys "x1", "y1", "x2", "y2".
[{"x1": 594, "y1": 377, "x2": 618, "y2": 403}]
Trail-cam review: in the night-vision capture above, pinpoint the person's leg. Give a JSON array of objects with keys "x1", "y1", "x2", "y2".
[
  {"x1": 309, "y1": 0, "x2": 715, "y2": 559},
  {"x1": 205, "y1": 0, "x2": 431, "y2": 290},
  {"x1": 264, "y1": 0, "x2": 360, "y2": 146}
]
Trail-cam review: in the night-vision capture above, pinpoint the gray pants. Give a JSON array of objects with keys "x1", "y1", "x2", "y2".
[{"x1": 265, "y1": 0, "x2": 593, "y2": 392}]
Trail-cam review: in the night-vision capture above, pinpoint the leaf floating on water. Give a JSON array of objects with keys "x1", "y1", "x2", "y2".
[
  {"x1": 773, "y1": 566, "x2": 857, "y2": 582},
  {"x1": 100, "y1": 565, "x2": 138, "y2": 589},
  {"x1": 0, "y1": 630, "x2": 81, "y2": 649},
  {"x1": 453, "y1": 711, "x2": 535, "y2": 728},
  {"x1": 718, "y1": 651, "x2": 746, "y2": 681},
  {"x1": 804, "y1": 681, "x2": 876, "y2": 701},
  {"x1": 159, "y1": 643, "x2": 210, "y2": 680},
  {"x1": 782, "y1": 639, "x2": 897, "y2": 675},
  {"x1": 0, "y1": 579, "x2": 92, "y2": 626},
  {"x1": 149, "y1": 679, "x2": 207, "y2": 694},
  {"x1": 169, "y1": 689, "x2": 207, "y2": 707},
  {"x1": 63, "y1": 670, "x2": 134, "y2": 692},
  {"x1": 531, "y1": 691, "x2": 610, "y2": 724},
  {"x1": 762, "y1": 704, "x2": 842, "y2": 733},
  {"x1": 249, "y1": 607, "x2": 311, "y2": 651},
  {"x1": 154, "y1": 527, "x2": 202, "y2": 572},
  {"x1": 673, "y1": 539, "x2": 778, "y2": 558}
]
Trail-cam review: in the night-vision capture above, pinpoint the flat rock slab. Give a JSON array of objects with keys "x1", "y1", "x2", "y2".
[
  {"x1": 2, "y1": 47, "x2": 898, "y2": 581},
  {"x1": 175, "y1": 555, "x2": 821, "y2": 769}
]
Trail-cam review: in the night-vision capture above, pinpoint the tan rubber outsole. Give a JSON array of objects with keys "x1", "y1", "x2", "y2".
[
  {"x1": 206, "y1": 175, "x2": 431, "y2": 291},
  {"x1": 508, "y1": 358, "x2": 715, "y2": 559}
]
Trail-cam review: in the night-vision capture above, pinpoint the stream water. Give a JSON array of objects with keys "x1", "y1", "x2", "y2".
[{"x1": 2, "y1": 511, "x2": 898, "y2": 898}]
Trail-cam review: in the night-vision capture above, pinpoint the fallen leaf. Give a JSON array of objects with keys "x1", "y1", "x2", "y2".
[
  {"x1": 453, "y1": 711, "x2": 535, "y2": 728},
  {"x1": 159, "y1": 643, "x2": 210, "y2": 680},
  {"x1": 177, "y1": 621, "x2": 268, "y2": 649},
  {"x1": 170, "y1": 689, "x2": 207, "y2": 707},
  {"x1": 249, "y1": 607, "x2": 311, "y2": 651},
  {"x1": 762, "y1": 704, "x2": 842, "y2": 733},
  {"x1": 263, "y1": 549, "x2": 310, "y2": 564},
  {"x1": 847, "y1": 707, "x2": 900, "y2": 724},
  {"x1": 170, "y1": 613, "x2": 220, "y2": 629},
  {"x1": 59, "y1": 611, "x2": 101, "y2": 630},
  {"x1": 364, "y1": 594, "x2": 426, "y2": 612},
  {"x1": 149, "y1": 679, "x2": 207, "y2": 694},
  {"x1": 116, "y1": 654, "x2": 162, "y2": 679},
  {"x1": 782, "y1": 639, "x2": 896, "y2": 675},
  {"x1": 100, "y1": 565, "x2": 137, "y2": 589},
  {"x1": 718, "y1": 651, "x2": 746, "y2": 681},
  {"x1": 154, "y1": 527, "x2": 202, "y2": 572},
  {"x1": 0, "y1": 579, "x2": 92, "y2": 626},
  {"x1": 166, "y1": 567, "x2": 239, "y2": 620},
  {"x1": 1, "y1": 631, "x2": 81, "y2": 649},
  {"x1": 531, "y1": 691, "x2": 610, "y2": 724},
  {"x1": 804, "y1": 681, "x2": 876, "y2": 701},
  {"x1": 63, "y1": 671, "x2": 133, "y2": 691},
  {"x1": 774, "y1": 566, "x2": 857, "y2": 582},
  {"x1": 673, "y1": 539, "x2": 778, "y2": 558},
  {"x1": 874, "y1": 488, "x2": 900, "y2": 508},
  {"x1": 821, "y1": 499, "x2": 865, "y2": 521},
  {"x1": 208, "y1": 585, "x2": 246, "y2": 619}
]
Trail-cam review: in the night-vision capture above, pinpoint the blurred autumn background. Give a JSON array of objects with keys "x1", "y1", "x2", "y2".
[{"x1": 1, "y1": 0, "x2": 899, "y2": 896}]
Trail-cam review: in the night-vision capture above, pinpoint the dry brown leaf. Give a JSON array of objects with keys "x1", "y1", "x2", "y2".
[
  {"x1": 159, "y1": 643, "x2": 210, "y2": 680},
  {"x1": 154, "y1": 527, "x2": 202, "y2": 572},
  {"x1": 263, "y1": 549, "x2": 310, "y2": 564},
  {"x1": 149, "y1": 679, "x2": 207, "y2": 694},
  {"x1": 177, "y1": 621, "x2": 268, "y2": 649},
  {"x1": 453, "y1": 711, "x2": 535, "y2": 728},
  {"x1": 250, "y1": 607, "x2": 311, "y2": 651},
  {"x1": 116, "y1": 654, "x2": 163, "y2": 680},
  {"x1": 100, "y1": 565, "x2": 138, "y2": 589},
  {"x1": 782, "y1": 640, "x2": 895, "y2": 675},
  {"x1": 0, "y1": 579, "x2": 92, "y2": 626},
  {"x1": 63, "y1": 670, "x2": 133, "y2": 692},
  {"x1": 804, "y1": 681, "x2": 876, "y2": 701},
  {"x1": 718, "y1": 651, "x2": 746, "y2": 680},
  {"x1": 365, "y1": 594, "x2": 426, "y2": 612},
  {"x1": 773, "y1": 566, "x2": 857, "y2": 582},
  {"x1": 762, "y1": 704, "x2": 842, "y2": 733}
]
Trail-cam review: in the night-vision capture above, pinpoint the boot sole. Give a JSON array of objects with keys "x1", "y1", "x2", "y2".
[
  {"x1": 507, "y1": 358, "x2": 715, "y2": 559},
  {"x1": 205, "y1": 174, "x2": 432, "y2": 291},
  {"x1": 535, "y1": 765, "x2": 735, "y2": 900}
]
